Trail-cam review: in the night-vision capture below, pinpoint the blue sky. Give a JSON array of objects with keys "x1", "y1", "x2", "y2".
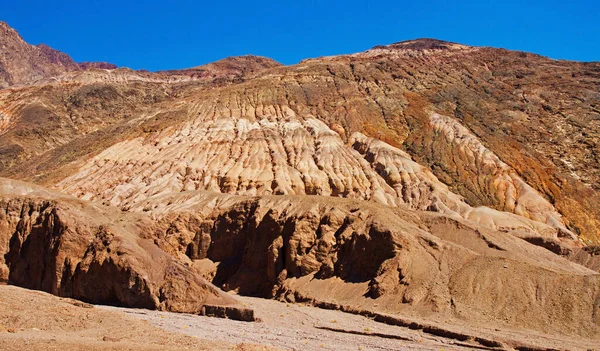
[{"x1": 1, "y1": 1, "x2": 598, "y2": 71}]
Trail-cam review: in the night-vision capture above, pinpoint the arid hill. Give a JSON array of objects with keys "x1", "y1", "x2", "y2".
[{"x1": 0, "y1": 21, "x2": 599, "y2": 348}]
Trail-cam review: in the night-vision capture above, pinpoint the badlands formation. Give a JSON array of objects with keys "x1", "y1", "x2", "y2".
[{"x1": 0, "y1": 22, "x2": 599, "y2": 349}]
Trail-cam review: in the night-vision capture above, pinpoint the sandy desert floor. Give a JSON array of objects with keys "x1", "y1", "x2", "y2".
[
  {"x1": 105, "y1": 295, "x2": 600, "y2": 351},
  {"x1": 1, "y1": 285, "x2": 598, "y2": 351}
]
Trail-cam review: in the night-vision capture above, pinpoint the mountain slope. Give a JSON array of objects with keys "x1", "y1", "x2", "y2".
[
  {"x1": 3, "y1": 36, "x2": 598, "y2": 242},
  {"x1": 0, "y1": 22, "x2": 599, "y2": 344}
]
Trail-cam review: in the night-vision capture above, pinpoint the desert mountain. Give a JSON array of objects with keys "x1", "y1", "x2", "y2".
[{"x1": 0, "y1": 22, "x2": 599, "y2": 346}]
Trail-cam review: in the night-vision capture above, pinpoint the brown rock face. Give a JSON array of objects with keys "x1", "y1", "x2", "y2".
[
  {"x1": 0, "y1": 179, "x2": 245, "y2": 314},
  {"x1": 1, "y1": 22, "x2": 600, "y2": 340}
]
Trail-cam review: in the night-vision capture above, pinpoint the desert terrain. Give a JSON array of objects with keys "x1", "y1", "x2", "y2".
[{"x1": 0, "y1": 20, "x2": 599, "y2": 350}]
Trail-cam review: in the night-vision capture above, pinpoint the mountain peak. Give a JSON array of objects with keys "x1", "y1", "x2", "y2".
[
  {"x1": 195, "y1": 54, "x2": 281, "y2": 69},
  {"x1": 0, "y1": 21, "x2": 79, "y2": 87},
  {"x1": 0, "y1": 21, "x2": 22, "y2": 39},
  {"x1": 0, "y1": 21, "x2": 120, "y2": 88},
  {"x1": 0, "y1": 21, "x2": 12, "y2": 30},
  {"x1": 159, "y1": 54, "x2": 282, "y2": 82}
]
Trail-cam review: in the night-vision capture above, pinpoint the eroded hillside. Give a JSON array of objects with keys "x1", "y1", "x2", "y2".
[
  {"x1": 1, "y1": 35, "x2": 599, "y2": 244},
  {"x1": 1, "y1": 22, "x2": 599, "y2": 348}
]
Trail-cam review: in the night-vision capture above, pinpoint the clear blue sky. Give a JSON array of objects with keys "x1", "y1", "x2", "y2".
[{"x1": 1, "y1": 0, "x2": 598, "y2": 71}]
